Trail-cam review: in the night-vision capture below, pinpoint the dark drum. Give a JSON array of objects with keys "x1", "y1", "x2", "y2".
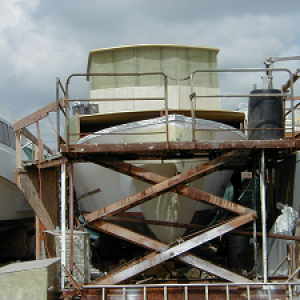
[{"x1": 248, "y1": 89, "x2": 284, "y2": 140}]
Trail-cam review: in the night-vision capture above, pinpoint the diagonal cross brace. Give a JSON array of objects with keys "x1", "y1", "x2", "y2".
[
  {"x1": 88, "y1": 220, "x2": 252, "y2": 284},
  {"x1": 89, "y1": 211, "x2": 256, "y2": 285},
  {"x1": 83, "y1": 150, "x2": 250, "y2": 223}
]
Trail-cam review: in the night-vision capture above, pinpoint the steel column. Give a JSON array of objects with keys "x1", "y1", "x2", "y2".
[
  {"x1": 61, "y1": 157, "x2": 67, "y2": 289},
  {"x1": 260, "y1": 149, "x2": 268, "y2": 283}
]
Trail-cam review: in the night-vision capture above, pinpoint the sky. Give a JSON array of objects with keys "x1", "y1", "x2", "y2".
[{"x1": 1, "y1": 0, "x2": 300, "y2": 147}]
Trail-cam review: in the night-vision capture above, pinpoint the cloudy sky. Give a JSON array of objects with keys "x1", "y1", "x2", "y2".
[{"x1": 1, "y1": 0, "x2": 300, "y2": 146}]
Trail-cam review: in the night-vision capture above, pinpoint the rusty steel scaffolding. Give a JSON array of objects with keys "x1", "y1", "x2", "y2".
[{"x1": 13, "y1": 65, "x2": 300, "y2": 299}]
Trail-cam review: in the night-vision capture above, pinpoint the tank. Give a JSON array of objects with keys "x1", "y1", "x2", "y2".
[
  {"x1": 87, "y1": 44, "x2": 221, "y2": 112},
  {"x1": 227, "y1": 235, "x2": 249, "y2": 269},
  {"x1": 248, "y1": 89, "x2": 284, "y2": 140},
  {"x1": 72, "y1": 45, "x2": 247, "y2": 244}
]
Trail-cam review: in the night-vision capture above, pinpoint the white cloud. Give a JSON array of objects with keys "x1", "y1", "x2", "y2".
[{"x1": 1, "y1": 0, "x2": 300, "y2": 118}]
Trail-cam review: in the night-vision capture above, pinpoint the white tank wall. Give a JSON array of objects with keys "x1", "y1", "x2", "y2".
[
  {"x1": 90, "y1": 85, "x2": 221, "y2": 113},
  {"x1": 87, "y1": 45, "x2": 221, "y2": 113}
]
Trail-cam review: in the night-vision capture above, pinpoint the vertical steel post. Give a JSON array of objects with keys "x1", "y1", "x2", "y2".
[
  {"x1": 64, "y1": 81, "x2": 70, "y2": 147},
  {"x1": 69, "y1": 161, "x2": 74, "y2": 274},
  {"x1": 61, "y1": 157, "x2": 67, "y2": 289},
  {"x1": 164, "y1": 75, "x2": 169, "y2": 145},
  {"x1": 252, "y1": 155, "x2": 258, "y2": 279},
  {"x1": 290, "y1": 75, "x2": 295, "y2": 140},
  {"x1": 56, "y1": 77, "x2": 60, "y2": 152},
  {"x1": 260, "y1": 149, "x2": 268, "y2": 283},
  {"x1": 190, "y1": 73, "x2": 196, "y2": 143}
]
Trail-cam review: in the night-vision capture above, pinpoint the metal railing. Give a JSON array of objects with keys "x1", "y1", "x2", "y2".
[
  {"x1": 57, "y1": 72, "x2": 169, "y2": 148},
  {"x1": 190, "y1": 67, "x2": 295, "y2": 143},
  {"x1": 82, "y1": 282, "x2": 300, "y2": 300},
  {"x1": 56, "y1": 67, "x2": 299, "y2": 150}
]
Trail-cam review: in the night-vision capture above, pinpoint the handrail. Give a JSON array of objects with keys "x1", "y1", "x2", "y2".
[
  {"x1": 57, "y1": 67, "x2": 299, "y2": 151},
  {"x1": 82, "y1": 281, "x2": 299, "y2": 300},
  {"x1": 56, "y1": 77, "x2": 66, "y2": 152},
  {"x1": 61, "y1": 72, "x2": 169, "y2": 148},
  {"x1": 190, "y1": 67, "x2": 294, "y2": 141}
]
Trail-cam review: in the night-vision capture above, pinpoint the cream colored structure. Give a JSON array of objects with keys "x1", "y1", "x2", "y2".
[
  {"x1": 72, "y1": 44, "x2": 246, "y2": 243},
  {"x1": 87, "y1": 44, "x2": 221, "y2": 113}
]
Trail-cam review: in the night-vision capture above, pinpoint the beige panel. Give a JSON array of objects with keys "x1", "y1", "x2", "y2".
[{"x1": 89, "y1": 45, "x2": 219, "y2": 90}]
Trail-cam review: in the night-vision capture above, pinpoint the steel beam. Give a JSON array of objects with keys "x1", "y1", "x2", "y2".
[
  {"x1": 83, "y1": 151, "x2": 245, "y2": 223},
  {"x1": 60, "y1": 139, "x2": 300, "y2": 154},
  {"x1": 83, "y1": 152, "x2": 250, "y2": 219},
  {"x1": 13, "y1": 97, "x2": 64, "y2": 132},
  {"x1": 101, "y1": 215, "x2": 205, "y2": 229},
  {"x1": 88, "y1": 220, "x2": 252, "y2": 284},
  {"x1": 90, "y1": 212, "x2": 255, "y2": 285}
]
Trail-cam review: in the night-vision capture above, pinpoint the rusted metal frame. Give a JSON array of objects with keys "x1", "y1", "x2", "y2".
[
  {"x1": 64, "y1": 72, "x2": 168, "y2": 147},
  {"x1": 67, "y1": 71, "x2": 167, "y2": 84},
  {"x1": 101, "y1": 217, "x2": 300, "y2": 241},
  {"x1": 24, "y1": 181, "x2": 55, "y2": 229},
  {"x1": 88, "y1": 220, "x2": 252, "y2": 284},
  {"x1": 21, "y1": 127, "x2": 53, "y2": 155},
  {"x1": 233, "y1": 230, "x2": 300, "y2": 242},
  {"x1": 62, "y1": 266, "x2": 88, "y2": 300},
  {"x1": 60, "y1": 139, "x2": 300, "y2": 154},
  {"x1": 13, "y1": 97, "x2": 64, "y2": 132},
  {"x1": 82, "y1": 284, "x2": 294, "y2": 300},
  {"x1": 90, "y1": 212, "x2": 255, "y2": 285},
  {"x1": 164, "y1": 75, "x2": 169, "y2": 146},
  {"x1": 84, "y1": 153, "x2": 251, "y2": 216},
  {"x1": 83, "y1": 150, "x2": 244, "y2": 223},
  {"x1": 101, "y1": 215, "x2": 206, "y2": 229},
  {"x1": 56, "y1": 77, "x2": 66, "y2": 152}
]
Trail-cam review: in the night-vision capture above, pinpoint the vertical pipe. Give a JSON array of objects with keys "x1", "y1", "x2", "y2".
[
  {"x1": 61, "y1": 157, "x2": 67, "y2": 289},
  {"x1": 164, "y1": 75, "x2": 169, "y2": 145},
  {"x1": 260, "y1": 149, "x2": 268, "y2": 283},
  {"x1": 164, "y1": 286, "x2": 168, "y2": 300},
  {"x1": 190, "y1": 73, "x2": 196, "y2": 143},
  {"x1": 69, "y1": 161, "x2": 74, "y2": 274},
  {"x1": 246, "y1": 285, "x2": 251, "y2": 300},
  {"x1": 35, "y1": 216, "x2": 41, "y2": 259},
  {"x1": 184, "y1": 286, "x2": 188, "y2": 300},
  {"x1": 290, "y1": 77, "x2": 295, "y2": 139},
  {"x1": 226, "y1": 285, "x2": 230, "y2": 300},
  {"x1": 65, "y1": 84, "x2": 70, "y2": 147},
  {"x1": 123, "y1": 287, "x2": 126, "y2": 300},
  {"x1": 268, "y1": 167, "x2": 275, "y2": 224},
  {"x1": 56, "y1": 77, "x2": 60, "y2": 152},
  {"x1": 252, "y1": 155, "x2": 258, "y2": 278},
  {"x1": 205, "y1": 285, "x2": 209, "y2": 300}
]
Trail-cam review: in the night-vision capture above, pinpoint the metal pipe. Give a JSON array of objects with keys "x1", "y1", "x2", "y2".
[
  {"x1": 233, "y1": 230, "x2": 300, "y2": 242},
  {"x1": 252, "y1": 155, "x2": 258, "y2": 279},
  {"x1": 190, "y1": 73, "x2": 196, "y2": 143},
  {"x1": 290, "y1": 76, "x2": 295, "y2": 140},
  {"x1": 260, "y1": 149, "x2": 268, "y2": 283},
  {"x1": 61, "y1": 157, "x2": 67, "y2": 289},
  {"x1": 56, "y1": 77, "x2": 60, "y2": 152},
  {"x1": 164, "y1": 75, "x2": 169, "y2": 145},
  {"x1": 69, "y1": 161, "x2": 74, "y2": 274}
]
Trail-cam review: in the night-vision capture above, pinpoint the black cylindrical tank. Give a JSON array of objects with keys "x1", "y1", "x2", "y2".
[
  {"x1": 248, "y1": 89, "x2": 284, "y2": 140},
  {"x1": 227, "y1": 235, "x2": 249, "y2": 269}
]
